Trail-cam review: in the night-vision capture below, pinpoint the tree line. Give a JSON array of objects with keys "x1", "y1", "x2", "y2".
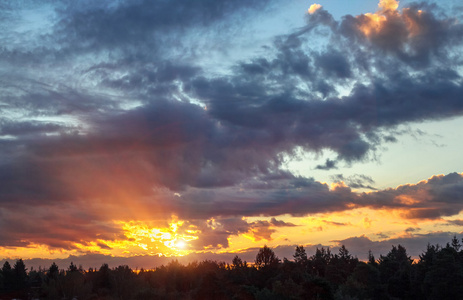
[{"x1": 1, "y1": 236, "x2": 463, "y2": 299}]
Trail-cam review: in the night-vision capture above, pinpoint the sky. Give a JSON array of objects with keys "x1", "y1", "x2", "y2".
[{"x1": 1, "y1": 0, "x2": 463, "y2": 269}]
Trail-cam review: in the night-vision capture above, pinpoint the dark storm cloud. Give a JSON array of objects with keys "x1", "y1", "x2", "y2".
[{"x1": 1, "y1": 0, "x2": 463, "y2": 252}]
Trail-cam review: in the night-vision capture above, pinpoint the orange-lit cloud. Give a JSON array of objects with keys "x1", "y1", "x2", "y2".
[
  {"x1": 308, "y1": 3, "x2": 322, "y2": 14},
  {"x1": 356, "y1": 0, "x2": 399, "y2": 37},
  {"x1": 357, "y1": 13, "x2": 387, "y2": 36},
  {"x1": 351, "y1": 0, "x2": 443, "y2": 54},
  {"x1": 359, "y1": 173, "x2": 463, "y2": 220},
  {"x1": 378, "y1": 0, "x2": 399, "y2": 12}
]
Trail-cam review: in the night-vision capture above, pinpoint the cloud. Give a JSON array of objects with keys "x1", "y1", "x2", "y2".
[
  {"x1": 0, "y1": 0, "x2": 462, "y2": 254},
  {"x1": 176, "y1": 217, "x2": 297, "y2": 249},
  {"x1": 379, "y1": 0, "x2": 399, "y2": 12},
  {"x1": 308, "y1": 4, "x2": 322, "y2": 15},
  {"x1": 270, "y1": 218, "x2": 297, "y2": 227},
  {"x1": 17, "y1": 0, "x2": 273, "y2": 64},
  {"x1": 339, "y1": 1, "x2": 463, "y2": 67},
  {"x1": 0, "y1": 204, "x2": 121, "y2": 249},
  {"x1": 358, "y1": 172, "x2": 463, "y2": 219},
  {"x1": 447, "y1": 219, "x2": 463, "y2": 226},
  {"x1": 316, "y1": 159, "x2": 338, "y2": 170},
  {"x1": 323, "y1": 220, "x2": 350, "y2": 227},
  {"x1": 331, "y1": 174, "x2": 377, "y2": 190}
]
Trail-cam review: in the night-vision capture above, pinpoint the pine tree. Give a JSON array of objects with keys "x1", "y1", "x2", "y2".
[{"x1": 451, "y1": 235, "x2": 461, "y2": 251}]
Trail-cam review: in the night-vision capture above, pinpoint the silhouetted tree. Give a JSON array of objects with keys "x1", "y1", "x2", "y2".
[
  {"x1": 451, "y1": 235, "x2": 461, "y2": 251},
  {"x1": 43, "y1": 262, "x2": 63, "y2": 300},
  {"x1": 232, "y1": 255, "x2": 246, "y2": 269},
  {"x1": 48, "y1": 262, "x2": 59, "y2": 279},
  {"x1": 1, "y1": 261, "x2": 13, "y2": 291},
  {"x1": 193, "y1": 271, "x2": 228, "y2": 300},
  {"x1": 326, "y1": 245, "x2": 358, "y2": 286},
  {"x1": 113, "y1": 265, "x2": 137, "y2": 300},
  {"x1": 379, "y1": 244, "x2": 413, "y2": 298},
  {"x1": 310, "y1": 247, "x2": 331, "y2": 277},
  {"x1": 422, "y1": 243, "x2": 463, "y2": 299},
  {"x1": 301, "y1": 276, "x2": 334, "y2": 300},
  {"x1": 337, "y1": 261, "x2": 385, "y2": 299},
  {"x1": 67, "y1": 261, "x2": 78, "y2": 273},
  {"x1": 368, "y1": 249, "x2": 377, "y2": 266},
  {"x1": 8, "y1": 236, "x2": 463, "y2": 300},
  {"x1": 294, "y1": 245, "x2": 308, "y2": 264},
  {"x1": 255, "y1": 245, "x2": 280, "y2": 269},
  {"x1": 12, "y1": 259, "x2": 28, "y2": 291},
  {"x1": 96, "y1": 263, "x2": 112, "y2": 296},
  {"x1": 63, "y1": 261, "x2": 90, "y2": 300}
]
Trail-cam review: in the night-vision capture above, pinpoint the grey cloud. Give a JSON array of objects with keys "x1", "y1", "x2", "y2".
[
  {"x1": 270, "y1": 218, "x2": 297, "y2": 227},
  {"x1": 51, "y1": 0, "x2": 274, "y2": 62},
  {"x1": 186, "y1": 3, "x2": 463, "y2": 164},
  {"x1": 315, "y1": 49, "x2": 352, "y2": 79},
  {"x1": 0, "y1": 120, "x2": 68, "y2": 136},
  {"x1": 338, "y1": 3, "x2": 463, "y2": 67},
  {"x1": 0, "y1": 205, "x2": 121, "y2": 249},
  {"x1": 180, "y1": 217, "x2": 296, "y2": 250},
  {"x1": 170, "y1": 172, "x2": 463, "y2": 222},
  {"x1": 169, "y1": 176, "x2": 356, "y2": 220},
  {"x1": 304, "y1": 7, "x2": 337, "y2": 30},
  {"x1": 447, "y1": 219, "x2": 463, "y2": 226},
  {"x1": 323, "y1": 220, "x2": 350, "y2": 227},
  {"x1": 376, "y1": 232, "x2": 390, "y2": 239},
  {"x1": 331, "y1": 174, "x2": 377, "y2": 190},
  {"x1": 316, "y1": 159, "x2": 338, "y2": 170},
  {"x1": 358, "y1": 172, "x2": 463, "y2": 219},
  {"x1": 405, "y1": 227, "x2": 420, "y2": 232}
]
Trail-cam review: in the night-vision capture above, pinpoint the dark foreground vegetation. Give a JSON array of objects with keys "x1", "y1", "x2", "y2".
[{"x1": 2, "y1": 236, "x2": 463, "y2": 300}]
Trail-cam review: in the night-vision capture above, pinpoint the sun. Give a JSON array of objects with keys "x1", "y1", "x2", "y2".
[{"x1": 175, "y1": 240, "x2": 187, "y2": 250}]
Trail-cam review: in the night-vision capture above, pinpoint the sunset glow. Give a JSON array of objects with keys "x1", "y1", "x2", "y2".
[
  {"x1": 1, "y1": 0, "x2": 463, "y2": 271},
  {"x1": 119, "y1": 220, "x2": 198, "y2": 256}
]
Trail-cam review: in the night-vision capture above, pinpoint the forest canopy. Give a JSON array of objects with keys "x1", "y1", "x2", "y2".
[{"x1": 1, "y1": 236, "x2": 463, "y2": 299}]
